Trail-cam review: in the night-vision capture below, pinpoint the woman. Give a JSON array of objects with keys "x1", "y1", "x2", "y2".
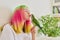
[
  {"x1": 10, "y1": 5, "x2": 35, "y2": 40},
  {"x1": 0, "y1": 5, "x2": 35, "y2": 40}
]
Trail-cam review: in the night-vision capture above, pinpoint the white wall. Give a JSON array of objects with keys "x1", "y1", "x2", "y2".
[{"x1": 0, "y1": 0, "x2": 52, "y2": 18}]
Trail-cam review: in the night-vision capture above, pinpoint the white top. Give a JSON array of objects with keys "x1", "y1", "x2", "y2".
[{"x1": 0, "y1": 24, "x2": 32, "y2": 40}]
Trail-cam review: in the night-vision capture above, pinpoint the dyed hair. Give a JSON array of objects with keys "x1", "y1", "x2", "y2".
[{"x1": 10, "y1": 5, "x2": 29, "y2": 33}]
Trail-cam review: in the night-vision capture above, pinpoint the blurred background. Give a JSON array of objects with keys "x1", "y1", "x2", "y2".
[
  {"x1": 0, "y1": 0, "x2": 52, "y2": 18},
  {"x1": 1, "y1": 0, "x2": 60, "y2": 40}
]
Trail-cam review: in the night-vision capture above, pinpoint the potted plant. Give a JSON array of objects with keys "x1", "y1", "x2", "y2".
[{"x1": 31, "y1": 14, "x2": 60, "y2": 40}]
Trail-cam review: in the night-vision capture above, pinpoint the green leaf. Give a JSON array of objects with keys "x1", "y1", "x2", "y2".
[
  {"x1": 31, "y1": 14, "x2": 42, "y2": 29},
  {"x1": 38, "y1": 15, "x2": 60, "y2": 37}
]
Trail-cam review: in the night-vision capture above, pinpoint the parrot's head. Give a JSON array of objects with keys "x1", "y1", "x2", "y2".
[{"x1": 15, "y1": 5, "x2": 31, "y2": 21}]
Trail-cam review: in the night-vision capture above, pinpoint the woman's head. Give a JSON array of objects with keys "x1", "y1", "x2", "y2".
[
  {"x1": 10, "y1": 5, "x2": 31, "y2": 33},
  {"x1": 16, "y1": 5, "x2": 31, "y2": 20}
]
